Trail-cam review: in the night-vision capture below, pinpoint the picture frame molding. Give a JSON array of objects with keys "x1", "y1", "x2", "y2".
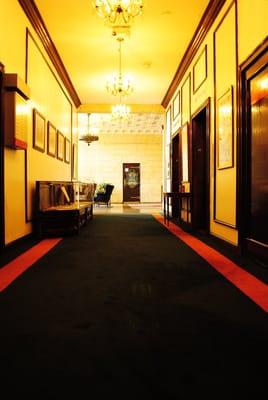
[
  {"x1": 193, "y1": 45, "x2": 208, "y2": 94},
  {"x1": 172, "y1": 91, "x2": 180, "y2": 120}
]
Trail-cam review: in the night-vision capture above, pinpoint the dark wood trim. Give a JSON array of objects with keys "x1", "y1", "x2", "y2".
[
  {"x1": 0, "y1": 63, "x2": 5, "y2": 249},
  {"x1": 240, "y1": 36, "x2": 268, "y2": 72},
  {"x1": 193, "y1": 45, "x2": 208, "y2": 94},
  {"x1": 190, "y1": 98, "x2": 211, "y2": 233},
  {"x1": 162, "y1": 0, "x2": 226, "y2": 107},
  {"x1": 19, "y1": 0, "x2": 81, "y2": 108},
  {"x1": 213, "y1": 0, "x2": 237, "y2": 227},
  {"x1": 237, "y1": 39, "x2": 268, "y2": 258}
]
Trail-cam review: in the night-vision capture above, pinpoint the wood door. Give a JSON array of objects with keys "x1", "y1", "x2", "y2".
[
  {"x1": 191, "y1": 101, "x2": 210, "y2": 232},
  {"x1": 123, "y1": 163, "x2": 140, "y2": 202},
  {"x1": 171, "y1": 133, "x2": 180, "y2": 217},
  {"x1": 242, "y1": 55, "x2": 268, "y2": 262},
  {"x1": 0, "y1": 64, "x2": 4, "y2": 249}
]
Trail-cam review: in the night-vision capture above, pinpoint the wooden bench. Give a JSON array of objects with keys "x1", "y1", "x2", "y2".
[{"x1": 35, "y1": 181, "x2": 96, "y2": 238}]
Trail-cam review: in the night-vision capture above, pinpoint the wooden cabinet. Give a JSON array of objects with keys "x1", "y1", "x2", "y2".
[{"x1": 35, "y1": 181, "x2": 95, "y2": 238}]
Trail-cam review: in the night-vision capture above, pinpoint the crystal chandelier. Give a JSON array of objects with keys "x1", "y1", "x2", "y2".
[
  {"x1": 79, "y1": 114, "x2": 99, "y2": 146},
  {"x1": 92, "y1": 0, "x2": 144, "y2": 26},
  {"x1": 106, "y1": 37, "x2": 133, "y2": 98},
  {"x1": 111, "y1": 102, "x2": 131, "y2": 120}
]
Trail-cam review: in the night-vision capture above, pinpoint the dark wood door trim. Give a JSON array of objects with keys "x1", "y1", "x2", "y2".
[
  {"x1": 190, "y1": 98, "x2": 211, "y2": 232},
  {"x1": 237, "y1": 38, "x2": 268, "y2": 260},
  {"x1": 0, "y1": 63, "x2": 5, "y2": 249},
  {"x1": 123, "y1": 163, "x2": 140, "y2": 202}
]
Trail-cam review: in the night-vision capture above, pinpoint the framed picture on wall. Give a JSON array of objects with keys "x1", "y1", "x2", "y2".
[
  {"x1": 216, "y1": 86, "x2": 233, "y2": 169},
  {"x1": 47, "y1": 121, "x2": 57, "y2": 157},
  {"x1": 64, "y1": 137, "x2": 70, "y2": 164},
  {"x1": 57, "y1": 131, "x2": 64, "y2": 161},
  {"x1": 33, "y1": 109, "x2": 45, "y2": 153}
]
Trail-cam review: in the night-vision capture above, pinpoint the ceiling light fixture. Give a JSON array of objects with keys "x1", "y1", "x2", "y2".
[
  {"x1": 79, "y1": 114, "x2": 99, "y2": 146},
  {"x1": 92, "y1": 0, "x2": 144, "y2": 26},
  {"x1": 106, "y1": 37, "x2": 133, "y2": 98}
]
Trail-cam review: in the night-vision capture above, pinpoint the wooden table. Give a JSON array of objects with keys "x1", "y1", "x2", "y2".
[{"x1": 163, "y1": 192, "x2": 191, "y2": 225}]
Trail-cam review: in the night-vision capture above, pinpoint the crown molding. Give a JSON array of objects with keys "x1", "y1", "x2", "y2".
[
  {"x1": 162, "y1": 0, "x2": 226, "y2": 108},
  {"x1": 19, "y1": 0, "x2": 81, "y2": 108}
]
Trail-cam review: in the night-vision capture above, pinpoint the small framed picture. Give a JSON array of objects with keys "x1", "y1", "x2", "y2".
[
  {"x1": 33, "y1": 109, "x2": 45, "y2": 153},
  {"x1": 216, "y1": 86, "x2": 234, "y2": 169},
  {"x1": 57, "y1": 131, "x2": 64, "y2": 161},
  {"x1": 47, "y1": 121, "x2": 57, "y2": 157},
  {"x1": 64, "y1": 137, "x2": 70, "y2": 164}
]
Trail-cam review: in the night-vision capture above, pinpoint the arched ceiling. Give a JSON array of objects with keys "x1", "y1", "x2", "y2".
[{"x1": 34, "y1": 0, "x2": 210, "y2": 110}]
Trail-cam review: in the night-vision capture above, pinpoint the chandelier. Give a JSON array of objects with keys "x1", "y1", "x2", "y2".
[
  {"x1": 92, "y1": 0, "x2": 144, "y2": 26},
  {"x1": 79, "y1": 114, "x2": 99, "y2": 146},
  {"x1": 106, "y1": 37, "x2": 133, "y2": 97},
  {"x1": 111, "y1": 102, "x2": 131, "y2": 120}
]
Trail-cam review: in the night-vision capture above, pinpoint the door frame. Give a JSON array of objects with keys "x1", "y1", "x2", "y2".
[
  {"x1": 238, "y1": 38, "x2": 268, "y2": 261},
  {"x1": 190, "y1": 98, "x2": 211, "y2": 233},
  {"x1": 0, "y1": 63, "x2": 5, "y2": 249}
]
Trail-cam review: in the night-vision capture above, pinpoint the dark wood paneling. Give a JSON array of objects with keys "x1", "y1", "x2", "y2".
[
  {"x1": 19, "y1": 0, "x2": 81, "y2": 108},
  {"x1": 190, "y1": 98, "x2": 210, "y2": 232},
  {"x1": 238, "y1": 42, "x2": 268, "y2": 262},
  {"x1": 162, "y1": 0, "x2": 226, "y2": 107}
]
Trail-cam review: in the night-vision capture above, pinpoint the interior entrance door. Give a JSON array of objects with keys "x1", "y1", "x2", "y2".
[
  {"x1": 123, "y1": 163, "x2": 140, "y2": 202},
  {"x1": 191, "y1": 101, "x2": 210, "y2": 232},
  {"x1": 171, "y1": 133, "x2": 180, "y2": 217},
  {"x1": 0, "y1": 64, "x2": 4, "y2": 249},
  {"x1": 242, "y1": 51, "x2": 268, "y2": 262}
]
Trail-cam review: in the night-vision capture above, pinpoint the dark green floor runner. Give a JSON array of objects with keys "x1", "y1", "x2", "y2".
[{"x1": 0, "y1": 214, "x2": 267, "y2": 398}]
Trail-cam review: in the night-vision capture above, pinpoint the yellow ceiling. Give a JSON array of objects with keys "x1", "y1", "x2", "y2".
[{"x1": 35, "y1": 0, "x2": 210, "y2": 109}]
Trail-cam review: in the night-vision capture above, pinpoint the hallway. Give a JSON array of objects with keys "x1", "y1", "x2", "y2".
[{"x1": 0, "y1": 212, "x2": 267, "y2": 397}]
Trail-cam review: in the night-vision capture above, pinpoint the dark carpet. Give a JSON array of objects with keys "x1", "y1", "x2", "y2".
[{"x1": 0, "y1": 214, "x2": 267, "y2": 398}]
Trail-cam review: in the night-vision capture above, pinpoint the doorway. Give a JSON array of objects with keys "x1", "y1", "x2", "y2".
[
  {"x1": 171, "y1": 133, "x2": 180, "y2": 217},
  {"x1": 191, "y1": 100, "x2": 210, "y2": 232},
  {"x1": 240, "y1": 46, "x2": 268, "y2": 262},
  {"x1": 123, "y1": 163, "x2": 140, "y2": 202},
  {"x1": 0, "y1": 64, "x2": 4, "y2": 249}
]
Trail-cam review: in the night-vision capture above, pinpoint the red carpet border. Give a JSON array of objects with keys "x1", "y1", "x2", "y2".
[
  {"x1": 153, "y1": 214, "x2": 268, "y2": 313},
  {"x1": 0, "y1": 238, "x2": 62, "y2": 292}
]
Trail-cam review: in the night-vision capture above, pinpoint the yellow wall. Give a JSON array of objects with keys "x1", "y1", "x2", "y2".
[
  {"x1": 164, "y1": 0, "x2": 268, "y2": 245},
  {"x1": 0, "y1": 0, "x2": 77, "y2": 244},
  {"x1": 78, "y1": 133, "x2": 162, "y2": 203}
]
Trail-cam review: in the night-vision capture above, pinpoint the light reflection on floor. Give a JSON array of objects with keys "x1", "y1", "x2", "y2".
[{"x1": 93, "y1": 202, "x2": 162, "y2": 215}]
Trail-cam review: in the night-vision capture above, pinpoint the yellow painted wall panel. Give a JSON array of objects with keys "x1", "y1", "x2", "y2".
[
  {"x1": 238, "y1": 0, "x2": 268, "y2": 65},
  {"x1": 1, "y1": 0, "x2": 76, "y2": 244},
  {"x1": 214, "y1": 4, "x2": 237, "y2": 226}
]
